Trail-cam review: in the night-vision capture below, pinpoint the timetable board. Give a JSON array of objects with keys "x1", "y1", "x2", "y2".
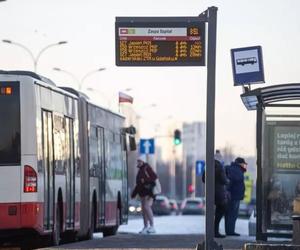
[{"x1": 115, "y1": 17, "x2": 206, "y2": 66}]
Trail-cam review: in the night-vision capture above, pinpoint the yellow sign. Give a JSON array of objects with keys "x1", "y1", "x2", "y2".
[{"x1": 243, "y1": 173, "x2": 253, "y2": 204}]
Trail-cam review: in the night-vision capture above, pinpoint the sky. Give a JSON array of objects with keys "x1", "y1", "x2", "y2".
[{"x1": 0, "y1": 0, "x2": 300, "y2": 156}]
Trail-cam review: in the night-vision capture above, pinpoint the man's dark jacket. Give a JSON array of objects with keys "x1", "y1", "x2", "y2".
[{"x1": 225, "y1": 162, "x2": 245, "y2": 200}]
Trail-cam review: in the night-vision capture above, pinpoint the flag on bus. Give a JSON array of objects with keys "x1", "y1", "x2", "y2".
[{"x1": 119, "y1": 92, "x2": 133, "y2": 104}]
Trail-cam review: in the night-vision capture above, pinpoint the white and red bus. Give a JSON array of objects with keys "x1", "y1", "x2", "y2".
[{"x1": 0, "y1": 71, "x2": 132, "y2": 246}]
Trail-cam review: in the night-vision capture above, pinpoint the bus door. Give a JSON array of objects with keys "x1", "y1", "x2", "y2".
[
  {"x1": 42, "y1": 110, "x2": 54, "y2": 230},
  {"x1": 65, "y1": 117, "x2": 75, "y2": 228},
  {"x1": 121, "y1": 133, "x2": 129, "y2": 223},
  {"x1": 97, "y1": 127, "x2": 105, "y2": 224}
]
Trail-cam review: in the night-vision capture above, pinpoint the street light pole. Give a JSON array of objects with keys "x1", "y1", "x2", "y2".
[
  {"x1": 2, "y1": 39, "x2": 35, "y2": 69},
  {"x1": 80, "y1": 68, "x2": 106, "y2": 91},
  {"x1": 34, "y1": 41, "x2": 67, "y2": 72},
  {"x1": 86, "y1": 87, "x2": 112, "y2": 109},
  {"x1": 53, "y1": 67, "x2": 80, "y2": 87},
  {"x1": 53, "y1": 67, "x2": 106, "y2": 91},
  {"x1": 2, "y1": 40, "x2": 67, "y2": 73}
]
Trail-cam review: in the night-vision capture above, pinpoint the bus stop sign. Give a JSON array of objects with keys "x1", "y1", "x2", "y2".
[{"x1": 231, "y1": 45, "x2": 265, "y2": 86}]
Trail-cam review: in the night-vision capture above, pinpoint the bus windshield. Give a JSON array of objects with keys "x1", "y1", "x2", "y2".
[{"x1": 0, "y1": 82, "x2": 20, "y2": 165}]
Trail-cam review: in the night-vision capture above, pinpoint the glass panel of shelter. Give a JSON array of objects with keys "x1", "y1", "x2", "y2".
[{"x1": 262, "y1": 105, "x2": 300, "y2": 233}]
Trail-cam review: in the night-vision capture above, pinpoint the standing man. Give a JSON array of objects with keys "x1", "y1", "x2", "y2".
[
  {"x1": 225, "y1": 157, "x2": 247, "y2": 236},
  {"x1": 214, "y1": 149, "x2": 224, "y2": 166}
]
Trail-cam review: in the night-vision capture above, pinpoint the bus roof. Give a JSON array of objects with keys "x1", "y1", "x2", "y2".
[
  {"x1": 60, "y1": 87, "x2": 124, "y2": 119},
  {"x1": 0, "y1": 70, "x2": 123, "y2": 118},
  {"x1": 0, "y1": 70, "x2": 80, "y2": 100},
  {"x1": 0, "y1": 70, "x2": 56, "y2": 86}
]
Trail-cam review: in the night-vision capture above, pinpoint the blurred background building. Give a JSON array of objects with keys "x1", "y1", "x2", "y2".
[{"x1": 182, "y1": 122, "x2": 206, "y2": 198}]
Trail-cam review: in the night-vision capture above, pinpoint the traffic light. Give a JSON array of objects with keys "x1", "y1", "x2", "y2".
[{"x1": 173, "y1": 129, "x2": 181, "y2": 145}]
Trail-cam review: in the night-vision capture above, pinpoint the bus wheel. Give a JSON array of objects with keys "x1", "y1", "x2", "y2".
[
  {"x1": 87, "y1": 203, "x2": 95, "y2": 240},
  {"x1": 52, "y1": 206, "x2": 62, "y2": 246},
  {"x1": 102, "y1": 208, "x2": 120, "y2": 237}
]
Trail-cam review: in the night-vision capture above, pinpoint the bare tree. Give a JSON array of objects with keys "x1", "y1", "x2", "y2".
[{"x1": 220, "y1": 143, "x2": 235, "y2": 165}]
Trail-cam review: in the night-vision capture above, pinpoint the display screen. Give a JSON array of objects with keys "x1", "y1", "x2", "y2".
[
  {"x1": 0, "y1": 82, "x2": 20, "y2": 165},
  {"x1": 0, "y1": 86, "x2": 13, "y2": 95},
  {"x1": 115, "y1": 17, "x2": 206, "y2": 66}
]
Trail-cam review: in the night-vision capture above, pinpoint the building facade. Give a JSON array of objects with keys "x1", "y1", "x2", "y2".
[{"x1": 182, "y1": 121, "x2": 206, "y2": 198}]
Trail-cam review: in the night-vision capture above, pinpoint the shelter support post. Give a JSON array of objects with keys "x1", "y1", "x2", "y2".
[{"x1": 256, "y1": 102, "x2": 267, "y2": 241}]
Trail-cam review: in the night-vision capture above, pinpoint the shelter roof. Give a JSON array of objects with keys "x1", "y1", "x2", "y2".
[{"x1": 240, "y1": 83, "x2": 300, "y2": 110}]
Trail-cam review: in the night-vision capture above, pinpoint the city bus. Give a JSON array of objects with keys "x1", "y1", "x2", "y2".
[{"x1": 0, "y1": 71, "x2": 133, "y2": 246}]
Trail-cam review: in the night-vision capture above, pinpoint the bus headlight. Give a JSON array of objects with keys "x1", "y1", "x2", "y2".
[{"x1": 129, "y1": 206, "x2": 136, "y2": 212}]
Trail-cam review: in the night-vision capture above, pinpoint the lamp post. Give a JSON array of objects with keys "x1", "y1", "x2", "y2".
[
  {"x1": 86, "y1": 87, "x2": 112, "y2": 109},
  {"x1": 53, "y1": 67, "x2": 106, "y2": 91},
  {"x1": 2, "y1": 40, "x2": 67, "y2": 73},
  {"x1": 121, "y1": 87, "x2": 132, "y2": 92},
  {"x1": 80, "y1": 68, "x2": 106, "y2": 90},
  {"x1": 53, "y1": 67, "x2": 80, "y2": 87}
]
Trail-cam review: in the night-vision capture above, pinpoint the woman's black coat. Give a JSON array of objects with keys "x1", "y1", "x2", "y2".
[{"x1": 202, "y1": 160, "x2": 229, "y2": 205}]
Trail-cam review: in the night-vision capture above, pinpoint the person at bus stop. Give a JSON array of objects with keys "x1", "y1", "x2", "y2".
[
  {"x1": 131, "y1": 156, "x2": 158, "y2": 234},
  {"x1": 225, "y1": 157, "x2": 247, "y2": 236},
  {"x1": 202, "y1": 159, "x2": 230, "y2": 238},
  {"x1": 215, "y1": 149, "x2": 224, "y2": 166}
]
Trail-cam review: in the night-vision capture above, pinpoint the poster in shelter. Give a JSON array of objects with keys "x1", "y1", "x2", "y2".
[{"x1": 273, "y1": 126, "x2": 300, "y2": 171}]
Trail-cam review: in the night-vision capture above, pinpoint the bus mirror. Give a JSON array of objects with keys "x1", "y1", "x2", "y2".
[
  {"x1": 129, "y1": 136, "x2": 136, "y2": 151},
  {"x1": 121, "y1": 125, "x2": 136, "y2": 135},
  {"x1": 122, "y1": 135, "x2": 127, "y2": 151},
  {"x1": 128, "y1": 125, "x2": 136, "y2": 135}
]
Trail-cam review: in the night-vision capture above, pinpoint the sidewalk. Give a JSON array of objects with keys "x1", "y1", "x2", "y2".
[{"x1": 47, "y1": 233, "x2": 255, "y2": 249}]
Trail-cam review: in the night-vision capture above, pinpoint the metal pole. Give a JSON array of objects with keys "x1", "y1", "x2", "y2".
[
  {"x1": 2, "y1": 40, "x2": 36, "y2": 71},
  {"x1": 35, "y1": 43, "x2": 62, "y2": 73},
  {"x1": 191, "y1": 159, "x2": 196, "y2": 198},
  {"x1": 80, "y1": 68, "x2": 106, "y2": 91},
  {"x1": 256, "y1": 102, "x2": 265, "y2": 241},
  {"x1": 204, "y1": 6, "x2": 222, "y2": 250},
  {"x1": 170, "y1": 145, "x2": 176, "y2": 199},
  {"x1": 182, "y1": 151, "x2": 187, "y2": 200}
]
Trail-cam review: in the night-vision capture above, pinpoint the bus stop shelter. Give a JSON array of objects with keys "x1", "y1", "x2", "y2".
[{"x1": 241, "y1": 83, "x2": 300, "y2": 240}]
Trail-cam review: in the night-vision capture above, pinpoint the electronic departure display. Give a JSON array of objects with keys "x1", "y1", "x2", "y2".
[{"x1": 115, "y1": 17, "x2": 206, "y2": 66}]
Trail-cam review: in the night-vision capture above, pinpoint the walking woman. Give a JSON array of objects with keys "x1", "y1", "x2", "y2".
[{"x1": 131, "y1": 157, "x2": 157, "y2": 234}]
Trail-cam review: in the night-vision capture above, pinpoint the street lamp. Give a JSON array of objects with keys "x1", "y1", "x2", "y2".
[
  {"x1": 121, "y1": 87, "x2": 132, "y2": 92},
  {"x1": 53, "y1": 67, "x2": 106, "y2": 91},
  {"x1": 142, "y1": 103, "x2": 157, "y2": 109},
  {"x1": 86, "y1": 87, "x2": 112, "y2": 109},
  {"x1": 2, "y1": 39, "x2": 67, "y2": 73},
  {"x1": 80, "y1": 68, "x2": 106, "y2": 90},
  {"x1": 53, "y1": 67, "x2": 80, "y2": 87}
]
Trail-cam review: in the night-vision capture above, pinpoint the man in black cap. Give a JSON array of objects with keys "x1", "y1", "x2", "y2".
[{"x1": 225, "y1": 157, "x2": 247, "y2": 236}]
